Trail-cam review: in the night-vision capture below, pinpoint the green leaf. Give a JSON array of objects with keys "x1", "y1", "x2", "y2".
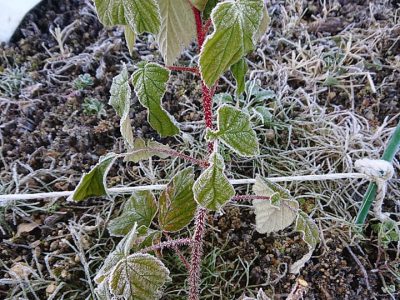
[
  {"x1": 203, "y1": 0, "x2": 218, "y2": 20},
  {"x1": 191, "y1": 0, "x2": 209, "y2": 11},
  {"x1": 295, "y1": 211, "x2": 319, "y2": 249},
  {"x1": 206, "y1": 105, "x2": 259, "y2": 157},
  {"x1": 109, "y1": 64, "x2": 134, "y2": 147},
  {"x1": 157, "y1": 0, "x2": 196, "y2": 65},
  {"x1": 68, "y1": 153, "x2": 116, "y2": 202},
  {"x1": 94, "y1": 0, "x2": 127, "y2": 26},
  {"x1": 254, "y1": 5, "x2": 270, "y2": 41},
  {"x1": 290, "y1": 211, "x2": 320, "y2": 274},
  {"x1": 199, "y1": 0, "x2": 264, "y2": 87},
  {"x1": 252, "y1": 175, "x2": 299, "y2": 234},
  {"x1": 231, "y1": 58, "x2": 248, "y2": 95},
  {"x1": 108, "y1": 191, "x2": 158, "y2": 236},
  {"x1": 109, "y1": 253, "x2": 170, "y2": 300},
  {"x1": 95, "y1": 222, "x2": 139, "y2": 284},
  {"x1": 193, "y1": 152, "x2": 235, "y2": 211},
  {"x1": 131, "y1": 62, "x2": 179, "y2": 137},
  {"x1": 245, "y1": 80, "x2": 276, "y2": 102},
  {"x1": 124, "y1": 26, "x2": 136, "y2": 56},
  {"x1": 124, "y1": 138, "x2": 171, "y2": 162},
  {"x1": 132, "y1": 226, "x2": 162, "y2": 252},
  {"x1": 123, "y1": 0, "x2": 161, "y2": 34},
  {"x1": 158, "y1": 168, "x2": 197, "y2": 232},
  {"x1": 252, "y1": 106, "x2": 273, "y2": 125},
  {"x1": 213, "y1": 93, "x2": 233, "y2": 105},
  {"x1": 253, "y1": 175, "x2": 291, "y2": 200},
  {"x1": 94, "y1": 0, "x2": 161, "y2": 34}
]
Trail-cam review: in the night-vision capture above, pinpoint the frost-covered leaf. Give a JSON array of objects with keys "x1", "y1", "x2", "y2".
[
  {"x1": 109, "y1": 253, "x2": 170, "y2": 300},
  {"x1": 213, "y1": 93, "x2": 233, "y2": 105},
  {"x1": 108, "y1": 191, "x2": 158, "y2": 236},
  {"x1": 133, "y1": 226, "x2": 162, "y2": 252},
  {"x1": 191, "y1": 0, "x2": 209, "y2": 11},
  {"x1": 199, "y1": 0, "x2": 264, "y2": 87},
  {"x1": 131, "y1": 62, "x2": 179, "y2": 137},
  {"x1": 68, "y1": 153, "x2": 116, "y2": 202},
  {"x1": 253, "y1": 175, "x2": 299, "y2": 234},
  {"x1": 207, "y1": 105, "x2": 259, "y2": 157},
  {"x1": 94, "y1": 0, "x2": 127, "y2": 26},
  {"x1": 124, "y1": 26, "x2": 136, "y2": 56},
  {"x1": 253, "y1": 175, "x2": 291, "y2": 200},
  {"x1": 157, "y1": 0, "x2": 196, "y2": 65},
  {"x1": 94, "y1": 0, "x2": 161, "y2": 34},
  {"x1": 95, "y1": 280, "x2": 113, "y2": 300},
  {"x1": 123, "y1": 0, "x2": 161, "y2": 34},
  {"x1": 109, "y1": 64, "x2": 134, "y2": 147},
  {"x1": 158, "y1": 168, "x2": 197, "y2": 232},
  {"x1": 124, "y1": 138, "x2": 171, "y2": 162},
  {"x1": 245, "y1": 80, "x2": 276, "y2": 103},
  {"x1": 95, "y1": 223, "x2": 138, "y2": 284},
  {"x1": 193, "y1": 152, "x2": 235, "y2": 211},
  {"x1": 290, "y1": 211, "x2": 320, "y2": 274},
  {"x1": 231, "y1": 58, "x2": 248, "y2": 96},
  {"x1": 252, "y1": 106, "x2": 273, "y2": 125},
  {"x1": 254, "y1": 5, "x2": 270, "y2": 41}
]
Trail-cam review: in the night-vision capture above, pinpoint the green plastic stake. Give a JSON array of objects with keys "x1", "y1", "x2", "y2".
[{"x1": 355, "y1": 121, "x2": 400, "y2": 226}]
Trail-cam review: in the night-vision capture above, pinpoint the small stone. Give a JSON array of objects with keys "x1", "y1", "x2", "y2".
[{"x1": 46, "y1": 282, "x2": 57, "y2": 295}]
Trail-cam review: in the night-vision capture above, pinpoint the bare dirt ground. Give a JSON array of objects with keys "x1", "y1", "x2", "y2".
[{"x1": 0, "y1": 0, "x2": 399, "y2": 299}]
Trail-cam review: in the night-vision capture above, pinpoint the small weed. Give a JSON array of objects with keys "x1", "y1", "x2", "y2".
[
  {"x1": 0, "y1": 65, "x2": 32, "y2": 97},
  {"x1": 73, "y1": 74, "x2": 94, "y2": 90},
  {"x1": 82, "y1": 98, "x2": 106, "y2": 118}
]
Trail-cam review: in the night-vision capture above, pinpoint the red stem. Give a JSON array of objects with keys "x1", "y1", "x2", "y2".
[
  {"x1": 203, "y1": 19, "x2": 212, "y2": 36},
  {"x1": 189, "y1": 7, "x2": 214, "y2": 300},
  {"x1": 167, "y1": 66, "x2": 200, "y2": 75},
  {"x1": 188, "y1": 207, "x2": 207, "y2": 300},
  {"x1": 192, "y1": 8, "x2": 205, "y2": 49},
  {"x1": 164, "y1": 233, "x2": 191, "y2": 271}
]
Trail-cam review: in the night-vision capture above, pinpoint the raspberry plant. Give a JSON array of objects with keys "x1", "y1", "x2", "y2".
[{"x1": 68, "y1": 1, "x2": 320, "y2": 299}]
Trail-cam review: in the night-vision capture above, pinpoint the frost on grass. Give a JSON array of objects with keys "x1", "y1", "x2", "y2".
[
  {"x1": 199, "y1": 0, "x2": 264, "y2": 87},
  {"x1": 157, "y1": 0, "x2": 196, "y2": 65},
  {"x1": 206, "y1": 105, "x2": 259, "y2": 157},
  {"x1": 131, "y1": 62, "x2": 179, "y2": 137}
]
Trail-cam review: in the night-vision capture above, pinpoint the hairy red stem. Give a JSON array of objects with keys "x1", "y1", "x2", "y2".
[
  {"x1": 203, "y1": 19, "x2": 212, "y2": 36},
  {"x1": 193, "y1": 8, "x2": 205, "y2": 49},
  {"x1": 189, "y1": 7, "x2": 214, "y2": 300},
  {"x1": 164, "y1": 232, "x2": 191, "y2": 271},
  {"x1": 189, "y1": 207, "x2": 207, "y2": 300},
  {"x1": 167, "y1": 66, "x2": 200, "y2": 75}
]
